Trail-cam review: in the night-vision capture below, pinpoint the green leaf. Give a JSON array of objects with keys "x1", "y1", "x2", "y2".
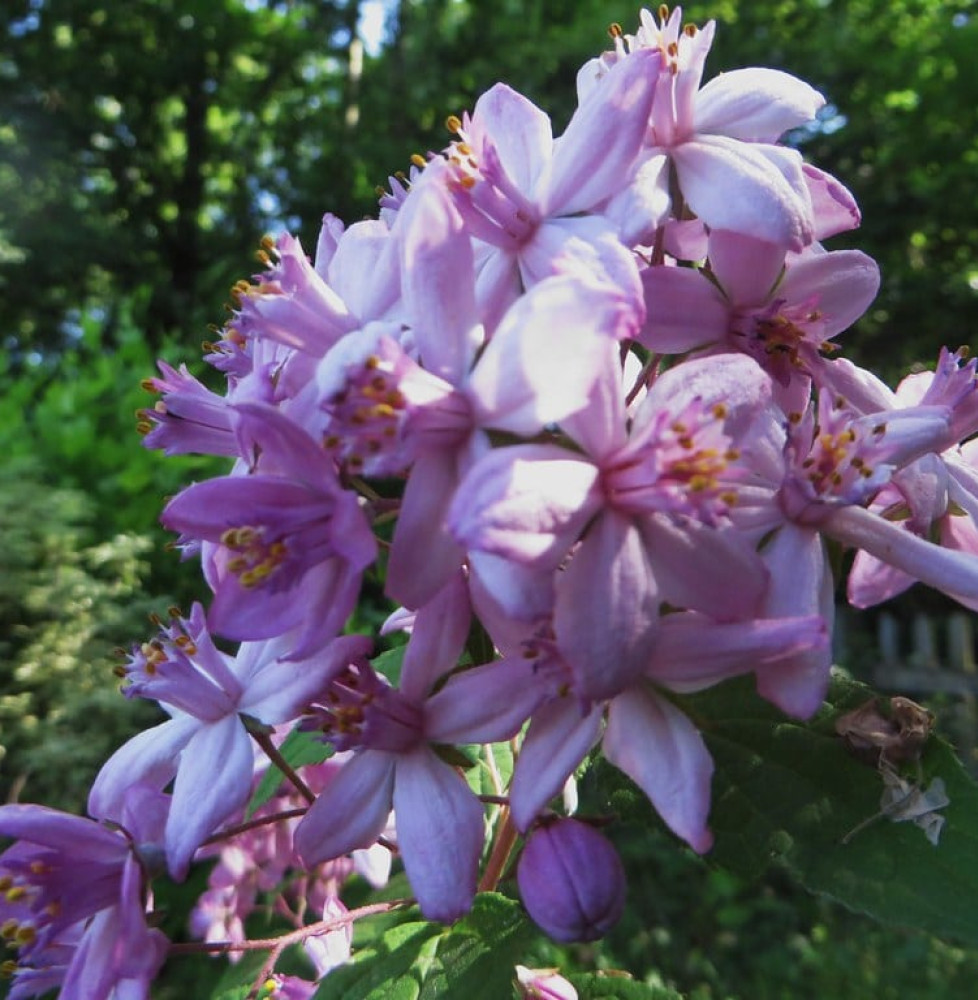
[
  {"x1": 211, "y1": 951, "x2": 271, "y2": 1000},
  {"x1": 418, "y1": 893, "x2": 531, "y2": 1000},
  {"x1": 313, "y1": 894, "x2": 533, "y2": 1000},
  {"x1": 568, "y1": 972, "x2": 684, "y2": 1000},
  {"x1": 313, "y1": 917, "x2": 442, "y2": 1000},
  {"x1": 247, "y1": 725, "x2": 334, "y2": 818},
  {"x1": 680, "y1": 672, "x2": 978, "y2": 945},
  {"x1": 373, "y1": 644, "x2": 407, "y2": 686}
]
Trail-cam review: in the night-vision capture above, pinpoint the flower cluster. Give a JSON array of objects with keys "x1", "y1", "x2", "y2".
[{"x1": 5, "y1": 6, "x2": 978, "y2": 997}]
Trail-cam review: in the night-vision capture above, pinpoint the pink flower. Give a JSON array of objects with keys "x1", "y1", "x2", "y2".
[
  {"x1": 89, "y1": 604, "x2": 371, "y2": 879},
  {"x1": 295, "y1": 575, "x2": 545, "y2": 921},
  {"x1": 640, "y1": 231, "x2": 880, "y2": 410},
  {"x1": 0, "y1": 790, "x2": 169, "y2": 1000},
  {"x1": 161, "y1": 403, "x2": 376, "y2": 656},
  {"x1": 431, "y1": 49, "x2": 659, "y2": 328},
  {"x1": 583, "y1": 7, "x2": 824, "y2": 249}
]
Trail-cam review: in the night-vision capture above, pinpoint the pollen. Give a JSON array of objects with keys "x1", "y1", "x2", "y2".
[{"x1": 445, "y1": 114, "x2": 462, "y2": 134}]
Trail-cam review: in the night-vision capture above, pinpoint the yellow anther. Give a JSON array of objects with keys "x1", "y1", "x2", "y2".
[
  {"x1": 410, "y1": 153, "x2": 427, "y2": 169},
  {"x1": 4, "y1": 887, "x2": 26, "y2": 904},
  {"x1": 712, "y1": 403, "x2": 728, "y2": 419},
  {"x1": 659, "y1": 3, "x2": 670, "y2": 21},
  {"x1": 365, "y1": 354, "x2": 381, "y2": 370},
  {"x1": 684, "y1": 23, "x2": 697, "y2": 36},
  {"x1": 445, "y1": 114, "x2": 462, "y2": 133},
  {"x1": 608, "y1": 22, "x2": 623, "y2": 38},
  {"x1": 1, "y1": 919, "x2": 18, "y2": 939},
  {"x1": 14, "y1": 926, "x2": 35, "y2": 946}
]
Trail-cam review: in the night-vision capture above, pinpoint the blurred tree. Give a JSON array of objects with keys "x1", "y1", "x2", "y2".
[
  {"x1": 2, "y1": 0, "x2": 976, "y2": 377},
  {"x1": 0, "y1": 0, "x2": 359, "y2": 359}
]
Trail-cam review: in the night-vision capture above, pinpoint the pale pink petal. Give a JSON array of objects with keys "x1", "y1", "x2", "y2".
[
  {"x1": 510, "y1": 699, "x2": 604, "y2": 832},
  {"x1": 639, "y1": 265, "x2": 729, "y2": 353},
  {"x1": 803, "y1": 164, "x2": 861, "y2": 239},
  {"x1": 387, "y1": 448, "x2": 465, "y2": 609},
  {"x1": 295, "y1": 751, "x2": 396, "y2": 866},
  {"x1": 756, "y1": 522, "x2": 835, "y2": 717},
  {"x1": 399, "y1": 181, "x2": 480, "y2": 385},
  {"x1": 328, "y1": 219, "x2": 401, "y2": 322},
  {"x1": 672, "y1": 137, "x2": 813, "y2": 250},
  {"x1": 399, "y1": 572, "x2": 471, "y2": 702},
  {"x1": 468, "y1": 277, "x2": 628, "y2": 436},
  {"x1": 604, "y1": 688, "x2": 714, "y2": 853},
  {"x1": 778, "y1": 249, "x2": 880, "y2": 338},
  {"x1": 558, "y1": 344, "x2": 630, "y2": 461},
  {"x1": 848, "y1": 547, "x2": 914, "y2": 608},
  {"x1": 88, "y1": 716, "x2": 198, "y2": 826},
  {"x1": 648, "y1": 612, "x2": 828, "y2": 693},
  {"x1": 393, "y1": 747, "x2": 483, "y2": 922},
  {"x1": 707, "y1": 230, "x2": 786, "y2": 305},
  {"x1": 449, "y1": 444, "x2": 602, "y2": 567},
  {"x1": 242, "y1": 634, "x2": 374, "y2": 723},
  {"x1": 166, "y1": 717, "x2": 255, "y2": 879},
  {"x1": 556, "y1": 513, "x2": 660, "y2": 701},
  {"x1": 472, "y1": 84, "x2": 553, "y2": 193},
  {"x1": 695, "y1": 68, "x2": 824, "y2": 142},
  {"x1": 425, "y1": 657, "x2": 547, "y2": 744},
  {"x1": 641, "y1": 517, "x2": 767, "y2": 619},
  {"x1": 542, "y1": 49, "x2": 659, "y2": 215}
]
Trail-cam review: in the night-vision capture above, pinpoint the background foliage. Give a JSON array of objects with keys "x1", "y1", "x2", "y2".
[{"x1": 3, "y1": 0, "x2": 978, "y2": 997}]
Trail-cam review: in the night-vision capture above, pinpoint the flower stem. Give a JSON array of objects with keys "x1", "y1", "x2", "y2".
[
  {"x1": 201, "y1": 807, "x2": 308, "y2": 846},
  {"x1": 247, "y1": 727, "x2": 316, "y2": 804},
  {"x1": 478, "y1": 804, "x2": 519, "y2": 893}
]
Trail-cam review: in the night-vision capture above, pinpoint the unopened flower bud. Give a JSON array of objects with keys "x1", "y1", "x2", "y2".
[
  {"x1": 516, "y1": 818, "x2": 626, "y2": 942},
  {"x1": 515, "y1": 964, "x2": 579, "y2": 999}
]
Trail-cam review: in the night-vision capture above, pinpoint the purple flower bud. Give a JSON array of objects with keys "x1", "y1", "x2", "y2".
[{"x1": 516, "y1": 818, "x2": 626, "y2": 942}]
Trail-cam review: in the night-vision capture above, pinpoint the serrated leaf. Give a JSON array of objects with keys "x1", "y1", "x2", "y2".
[
  {"x1": 679, "y1": 672, "x2": 978, "y2": 945},
  {"x1": 568, "y1": 972, "x2": 684, "y2": 999},
  {"x1": 418, "y1": 893, "x2": 531, "y2": 1000},
  {"x1": 247, "y1": 725, "x2": 334, "y2": 818},
  {"x1": 313, "y1": 918, "x2": 442, "y2": 1000}
]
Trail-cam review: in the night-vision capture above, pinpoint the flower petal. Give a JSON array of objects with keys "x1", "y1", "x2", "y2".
[
  {"x1": 295, "y1": 751, "x2": 396, "y2": 867},
  {"x1": 425, "y1": 656, "x2": 547, "y2": 744},
  {"x1": 695, "y1": 68, "x2": 824, "y2": 142},
  {"x1": 88, "y1": 716, "x2": 198, "y2": 827},
  {"x1": 673, "y1": 137, "x2": 813, "y2": 250},
  {"x1": 604, "y1": 688, "x2": 714, "y2": 853},
  {"x1": 510, "y1": 699, "x2": 603, "y2": 831},
  {"x1": 166, "y1": 716, "x2": 255, "y2": 879},
  {"x1": 393, "y1": 747, "x2": 483, "y2": 922},
  {"x1": 387, "y1": 448, "x2": 465, "y2": 609},
  {"x1": 556, "y1": 512, "x2": 659, "y2": 701},
  {"x1": 542, "y1": 48, "x2": 659, "y2": 216}
]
